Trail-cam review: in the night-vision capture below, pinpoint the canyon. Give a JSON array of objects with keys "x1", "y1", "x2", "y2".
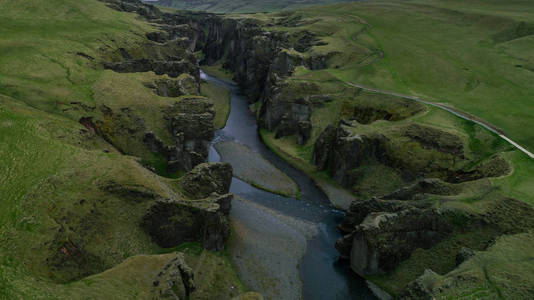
[{"x1": 2, "y1": 0, "x2": 534, "y2": 299}]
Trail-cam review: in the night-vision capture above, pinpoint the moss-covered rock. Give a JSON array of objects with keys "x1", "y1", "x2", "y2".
[{"x1": 179, "y1": 162, "x2": 233, "y2": 199}]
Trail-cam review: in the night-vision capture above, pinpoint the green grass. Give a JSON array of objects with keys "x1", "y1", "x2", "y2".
[
  {"x1": 305, "y1": 0, "x2": 534, "y2": 152},
  {"x1": 154, "y1": 0, "x2": 355, "y2": 13},
  {"x1": 258, "y1": 71, "x2": 534, "y2": 296},
  {"x1": 0, "y1": 0, "x2": 245, "y2": 298},
  {"x1": 220, "y1": 1, "x2": 534, "y2": 297},
  {"x1": 201, "y1": 81, "x2": 231, "y2": 129},
  {"x1": 202, "y1": 64, "x2": 236, "y2": 84},
  {"x1": 231, "y1": 0, "x2": 534, "y2": 153}
]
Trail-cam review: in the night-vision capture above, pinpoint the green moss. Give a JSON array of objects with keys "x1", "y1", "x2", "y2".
[
  {"x1": 201, "y1": 81, "x2": 231, "y2": 129},
  {"x1": 202, "y1": 64, "x2": 236, "y2": 84}
]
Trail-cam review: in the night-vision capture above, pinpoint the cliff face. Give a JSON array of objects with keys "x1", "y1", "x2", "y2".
[
  {"x1": 90, "y1": 0, "x2": 220, "y2": 174},
  {"x1": 312, "y1": 122, "x2": 511, "y2": 189},
  {"x1": 143, "y1": 163, "x2": 233, "y2": 251},
  {"x1": 170, "y1": 14, "x2": 334, "y2": 144},
  {"x1": 94, "y1": 3, "x2": 532, "y2": 298},
  {"x1": 313, "y1": 119, "x2": 516, "y2": 286}
]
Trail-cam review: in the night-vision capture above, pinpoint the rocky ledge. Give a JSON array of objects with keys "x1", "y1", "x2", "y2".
[{"x1": 143, "y1": 162, "x2": 233, "y2": 250}]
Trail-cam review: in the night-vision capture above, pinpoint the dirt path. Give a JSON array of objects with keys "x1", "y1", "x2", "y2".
[{"x1": 344, "y1": 81, "x2": 534, "y2": 159}]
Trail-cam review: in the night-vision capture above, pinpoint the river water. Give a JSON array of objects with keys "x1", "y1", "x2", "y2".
[{"x1": 203, "y1": 71, "x2": 376, "y2": 300}]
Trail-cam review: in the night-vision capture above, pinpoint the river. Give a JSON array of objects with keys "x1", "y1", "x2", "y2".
[{"x1": 203, "y1": 71, "x2": 377, "y2": 300}]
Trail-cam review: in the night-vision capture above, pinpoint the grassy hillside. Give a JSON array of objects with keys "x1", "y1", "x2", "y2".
[
  {"x1": 153, "y1": 0, "x2": 356, "y2": 13},
  {"x1": 213, "y1": 0, "x2": 534, "y2": 297},
  {"x1": 262, "y1": 0, "x2": 534, "y2": 152},
  {"x1": 0, "y1": 0, "x2": 239, "y2": 298}
]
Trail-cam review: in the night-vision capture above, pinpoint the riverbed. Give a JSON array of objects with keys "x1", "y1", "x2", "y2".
[{"x1": 204, "y1": 71, "x2": 377, "y2": 300}]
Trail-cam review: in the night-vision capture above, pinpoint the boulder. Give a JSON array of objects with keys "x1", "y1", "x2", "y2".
[{"x1": 398, "y1": 269, "x2": 441, "y2": 300}]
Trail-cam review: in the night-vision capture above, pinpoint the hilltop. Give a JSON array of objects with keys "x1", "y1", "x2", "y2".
[{"x1": 152, "y1": 0, "x2": 356, "y2": 13}]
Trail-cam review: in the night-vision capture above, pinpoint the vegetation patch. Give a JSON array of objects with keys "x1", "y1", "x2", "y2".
[{"x1": 214, "y1": 141, "x2": 299, "y2": 198}]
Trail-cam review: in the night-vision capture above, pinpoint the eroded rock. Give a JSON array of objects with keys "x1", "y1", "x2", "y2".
[
  {"x1": 179, "y1": 162, "x2": 233, "y2": 199},
  {"x1": 347, "y1": 208, "x2": 452, "y2": 276},
  {"x1": 147, "y1": 74, "x2": 199, "y2": 97},
  {"x1": 142, "y1": 162, "x2": 233, "y2": 250},
  {"x1": 142, "y1": 197, "x2": 231, "y2": 250},
  {"x1": 152, "y1": 253, "x2": 196, "y2": 299}
]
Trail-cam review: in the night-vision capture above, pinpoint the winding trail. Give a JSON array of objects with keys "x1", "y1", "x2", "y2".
[
  {"x1": 344, "y1": 15, "x2": 533, "y2": 159},
  {"x1": 344, "y1": 81, "x2": 534, "y2": 159}
]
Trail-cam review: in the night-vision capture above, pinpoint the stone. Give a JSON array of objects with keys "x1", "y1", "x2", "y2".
[
  {"x1": 142, "y1": 198, "x2": 231, "y2": 250},
  {"x1": 348, "y1": 208, "x2": 452, "y2": 276},
  {"x1": 152, "y1": 74, "x2": 199, "y2": 97},
  {"x1": 179, "y1": 162, "x2": 233, "y2": 199},
  {"x1": 382, "y1": 178, "x2": 460, "y2": 200}
]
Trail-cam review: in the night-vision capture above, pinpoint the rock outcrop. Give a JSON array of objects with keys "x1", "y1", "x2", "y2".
[
  {"x1": 313, "y1": 122, "x2": 511, "y2": 191},
  {"x1": 313, "y1": 124, "x2": 389, "y2": 185},
  {"x1": 142, "y1": 163, "x2": 233, "y2": 251},
  {"x1": 340, "y1": 206, "x2": 452, "y2": 276},
  {"x1": 146, "y1": 74, "x2": 199, "y2": 97},
  {"x1": 337, "y1": 194, "x2": 534, "y2": 296},
  {"x1": 142, "y1": 96, "x2": 215, "y2": 173},
  {"x1": 166, "y1": 97, "x2": 215, "y2": 171},
  {"x1": 179, "y1": 162, "x2": 233, "y2": 199},
  {"x1": 336, "y1": 197, "x2": 454, "y2": 276},
  {"x1": 168, "y1": 13, "x2": 336, "y2": 145},
  {"x1": 382, "y1": 178, "x2": 460, "y2": 200},
  {"x1": 152, "y1": 253, "x2": 196, "y2": 299}
]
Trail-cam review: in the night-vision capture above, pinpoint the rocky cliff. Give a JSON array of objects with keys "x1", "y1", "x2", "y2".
[
  {"x1": 94, "y1": 2, "x2": 531, "y2": 298},
  {"x1": 162, "y1": 12, "x2": 338, "y2": 145},
  {"x1": 143, "y1": 162, "x2": 233, "y2": 250},
  {"x1": 85, "y1": 0, "x2": 222, "y2": 175}
]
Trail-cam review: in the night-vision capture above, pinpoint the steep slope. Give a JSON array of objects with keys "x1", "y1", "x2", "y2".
[{"x1": 0, "y1": 0, "x2": 244, "y2": 298}]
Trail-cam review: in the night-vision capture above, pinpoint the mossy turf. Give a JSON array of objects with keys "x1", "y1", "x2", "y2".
[
  {"x1": 201, "y1": 80, "x2": 231, "y2": 129},
  {"x1": 264, "y1": 0, "x2": 534, "y2": 152},
  {"x1": 0, "y1": 0, "x2": 243, "y2": 298}
]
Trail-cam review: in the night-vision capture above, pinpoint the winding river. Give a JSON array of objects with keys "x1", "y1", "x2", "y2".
[{"x1": 204, "y1": 71, "x2": 377, "y2": 300}]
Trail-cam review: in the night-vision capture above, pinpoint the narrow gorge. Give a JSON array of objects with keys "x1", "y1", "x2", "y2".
[
  {"x1": 3, "y1": 0, "x2": 533, "y2": 299},
  {"x1": 96, "y1": 0, "x2": 534, "y2": 298}
]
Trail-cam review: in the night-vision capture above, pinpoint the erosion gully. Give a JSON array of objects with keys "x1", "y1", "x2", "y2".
[{"x1": 203, "y1": 71, "x2": 377, "y2": 300}]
